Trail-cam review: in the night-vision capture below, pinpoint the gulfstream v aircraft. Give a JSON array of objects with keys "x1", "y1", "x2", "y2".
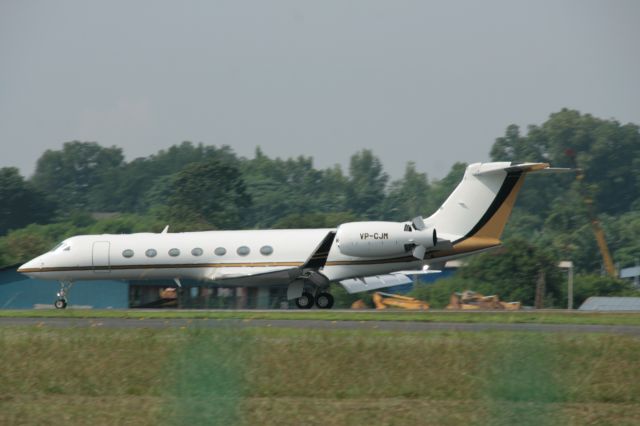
[{"x1": 19, "y1": 161, "x2": 561, "y2": 309}]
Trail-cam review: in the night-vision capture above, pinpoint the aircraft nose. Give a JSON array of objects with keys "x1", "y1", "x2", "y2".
[{"x1": 17, "y1": 256, "x2": 44, "y2": 275}]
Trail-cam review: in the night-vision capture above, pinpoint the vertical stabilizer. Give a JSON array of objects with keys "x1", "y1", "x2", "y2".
[{"x1": 426, "y1": 162, "x2": 548, "y2": 251}]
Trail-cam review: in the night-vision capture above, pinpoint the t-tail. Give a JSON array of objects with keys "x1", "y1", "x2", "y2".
[{"x1": 425, "y1": 162, "x2": 565, "y2": 255}]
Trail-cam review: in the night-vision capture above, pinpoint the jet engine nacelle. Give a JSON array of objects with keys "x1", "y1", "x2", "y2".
[{"x1": 335, "y1": 221, "x2": 437, "y2": 258}]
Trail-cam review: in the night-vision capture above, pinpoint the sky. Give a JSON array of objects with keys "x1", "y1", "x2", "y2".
[{"x1": 1, "y1": 0, "x2": 639, "y2": 180}]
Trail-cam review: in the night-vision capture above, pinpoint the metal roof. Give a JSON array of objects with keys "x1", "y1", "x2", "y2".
[
  {"x1": 579, "y1": 297, "x2": 640, "y2": 311},
  {"x1": 620, "y1": 266, "x2": 640, "y2": 279}
]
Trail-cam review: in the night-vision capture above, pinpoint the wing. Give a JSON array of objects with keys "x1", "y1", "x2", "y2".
[
  {"x1": 339, "y1": 274, "x2": 414, "y2": 294},
  {"x1": 208, "y1": 231, "x2": 337, "y2": 286},
  {"x1": 210, "y1": 266, "x2": 302, "y2": 286}
]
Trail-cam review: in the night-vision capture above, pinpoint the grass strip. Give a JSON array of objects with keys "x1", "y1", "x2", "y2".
[
  {"x1": 1, "y1": 308, "x2": 640, "y2": 325},
  {"x1": 1, "y1": 327, "x2": 639, "y2": 425}
]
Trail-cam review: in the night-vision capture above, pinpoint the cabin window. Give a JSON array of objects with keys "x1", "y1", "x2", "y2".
[
  {"x1": 122, "y1": 249, "x2": 134, "y2": 258},
  {"x1": 63, "y1": 246, "x2": 71, "y2": 251},
  {"x1": 168, "y1": 248, "x2": 180, "y2": 257},
  {"x1": 214, "y1": 247, "x2": 226, "y2": 256},
  {"x1": 145, "y1": 249, "x2": 157, "y2": 258},
  {"x1": 191, "y1": 247, "x2": 203, "y2": 256},
  {"x1": 260, "y1": 245, "x2": 273, "y2": 256},
  {"x1": 237, "y1": 246, "x2": 250, "y2": 256}
]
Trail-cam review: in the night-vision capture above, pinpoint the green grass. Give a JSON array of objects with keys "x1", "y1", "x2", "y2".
[
  {"x1": 1, "y1": 308, "x2": 640, "y2": 325},
  {"x1": 1, "y1": 326, "x2": 640, "y2": 425}
]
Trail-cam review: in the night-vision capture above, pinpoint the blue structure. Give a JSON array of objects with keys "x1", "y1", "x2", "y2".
[
  {"x1": 1, "y1": 263, "x2": 461, "y2": 309},
  {"x1": 0, "y1": 265, "x2": 129, "y2": 309}
]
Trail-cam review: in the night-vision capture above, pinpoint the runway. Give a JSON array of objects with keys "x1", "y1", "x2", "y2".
[{"x1": 2, "y1": 317, "x2": 640, "y2": 335}]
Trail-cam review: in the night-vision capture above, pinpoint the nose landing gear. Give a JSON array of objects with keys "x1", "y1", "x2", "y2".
[{"x1": 54, "y1": 281, "x2": 74, "y2": 309}]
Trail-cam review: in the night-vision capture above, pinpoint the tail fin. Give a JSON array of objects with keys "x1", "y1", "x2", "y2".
[{"x1": 426, "y1": 162, "x2": 552, "y2": 252}]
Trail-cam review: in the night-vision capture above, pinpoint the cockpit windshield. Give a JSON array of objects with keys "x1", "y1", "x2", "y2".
[{"x1": 49, "y1": 242, "x2": 68, "y2": 252}]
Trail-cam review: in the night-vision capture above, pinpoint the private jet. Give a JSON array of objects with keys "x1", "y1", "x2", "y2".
[{"x1": 18, "y1": 161, "x2": 561, "y2": 309}]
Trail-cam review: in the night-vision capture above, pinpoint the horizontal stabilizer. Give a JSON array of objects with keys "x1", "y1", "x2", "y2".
[
  {"x1": 528, "y1": 167, "x2": 574, "y2": 174},
  {"x1": 392, "y1": 270, "x2": 441, "y2": 276},
  {"x1": 504, "y1": 163, "x2": 574, "y2": 174},
  {"x1": 339, "y1": 274, "x2": 413, "y2": 294}
]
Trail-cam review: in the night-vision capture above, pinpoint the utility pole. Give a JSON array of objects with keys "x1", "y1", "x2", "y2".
[
  {"x1": 535, "y1": 269, "x2": 545, "y2": 309},
  {"x1": 559, "y1": 261, "x2": 574, "y2": 309}
]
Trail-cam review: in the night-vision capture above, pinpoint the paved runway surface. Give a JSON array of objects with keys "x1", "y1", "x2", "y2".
[{"x1": 2, "y1": 317, "x2": 640, "y2": 335}]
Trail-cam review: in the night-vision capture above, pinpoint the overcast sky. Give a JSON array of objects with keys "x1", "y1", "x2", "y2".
[{"x1": 1, "y1": 0, "x2": 638, "y2": 179}]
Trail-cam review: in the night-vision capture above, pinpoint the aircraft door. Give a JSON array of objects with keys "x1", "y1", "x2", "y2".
[{"x1": 92, "y1": 241, "x2": 111, "y2": 273}]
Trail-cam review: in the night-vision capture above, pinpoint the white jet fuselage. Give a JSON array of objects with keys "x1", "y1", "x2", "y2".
[{"x1": 19, "y1": 228, "x2": 423, "y2": 285}]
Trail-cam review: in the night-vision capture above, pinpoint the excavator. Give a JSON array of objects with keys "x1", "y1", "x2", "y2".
[
  {"x1": 446, "y1": 290, "x2": 521, "y2": 310},
  {"x1": 351, "y1": 292, "x2": 430, "y2": 310},
  {"x1": 565, "y1": 150, "x2": 616, "y2": 277}
]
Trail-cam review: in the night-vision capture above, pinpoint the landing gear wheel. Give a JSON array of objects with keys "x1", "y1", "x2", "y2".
[
  {"x1": 295, "y1": 292, "x2": 314, "y2": 309},
  {"x1": 55, "y1": 281, "x2": 73, "y2": 310},
  {"x1": 315, "y1": 292, "x2": 334, "y2": 309}
]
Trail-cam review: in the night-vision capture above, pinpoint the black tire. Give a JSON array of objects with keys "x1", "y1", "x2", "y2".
[
  {"x1": 54, "y1": 299, "x2": 67, "y2": 309},
  {"x1": 315, "y1": 292, "x2": 334, "y2": 309},
  {"x1": 295, "y1": 292, "x2": 314, "y2": 309}
]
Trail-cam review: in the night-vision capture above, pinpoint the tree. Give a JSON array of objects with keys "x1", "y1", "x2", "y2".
[
  {"x1": 383, "y1": 162, "x2": 431, "y2": 221},
  {"x1": 31, "y1": 141, "x2": 124, "y2": 211},
  {"x1": 167, "y1": 159, "x2": 251, "y2": 230},
  {"x1": 241, "y1": 148, "x2": 351, "y2": 228},
  {"x1": 571, "y1": 274, "x2": 637, "y2": 307},
  {"x1": 272, "y1": 212, "x2": 358, "y2": 229},
  {"x1": 490, "y1": 109, "x2": 640, "y2": 216},
  {"x1": 346, "y1": 150, "x2": 388, "y2": 218},
  {"x1": 90, "y1": 141, "x2": 239, "y2": 213},
  {"x1": 0, "y1": 222, "x2": 80, "y2": 267},
  {"x1": 410, "y1": 275, "x2": 472, "y2": 309},
  {"x1": 458, "y1": 238, "x2": 563, "y2": 306},
  {"x1": 0, "y1": 167, "x2": 56, "y2": 235},
  {"x1": 427, "y1": 162, "x2": 466, "y2": 213},
  {"x1": 607, "y1": 211, "x2": 640, "y2": 269}
]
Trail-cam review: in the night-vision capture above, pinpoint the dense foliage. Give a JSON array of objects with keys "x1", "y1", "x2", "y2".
[{"x1": 1, "y1": 109, "x2": 638, "y2": 306}]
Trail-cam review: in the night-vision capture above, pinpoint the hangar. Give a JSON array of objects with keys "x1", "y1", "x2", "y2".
[
  {"x1": 0, "y1": 264, "x2": 287, "y2": 309},
  {"x1": 0, "y1": 264, "x2": 128, "y2": 309},
  {"x1": 1, "y1": 263, "x2": 458, "y2": 309}
]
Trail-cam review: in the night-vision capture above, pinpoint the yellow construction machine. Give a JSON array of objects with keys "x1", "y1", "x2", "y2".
[
  {"x1": 565, "y1": 150, "x2": 616, "y2": 277},
  {"x1": 373, "y1": 292, "x2": 430, "y2": 310},
  {"x1": 446, "y1": 290, "x2": 521, "y2": 310},
  {"x1": 351, "y1": 292, "x2": 430, "y2": 310}
]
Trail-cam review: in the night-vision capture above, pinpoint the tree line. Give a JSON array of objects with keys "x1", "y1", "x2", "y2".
[{"x1": 1, "y1": 108, "x2": 639, "y2": 307}]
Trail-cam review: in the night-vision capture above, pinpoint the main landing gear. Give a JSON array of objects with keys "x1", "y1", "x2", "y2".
[
  {"x1": 295, "y1": 291, "x2": 334, "y2": 309},
  {"x1": 54, "y1": 281, "x2": 73, "y2": 309}
]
